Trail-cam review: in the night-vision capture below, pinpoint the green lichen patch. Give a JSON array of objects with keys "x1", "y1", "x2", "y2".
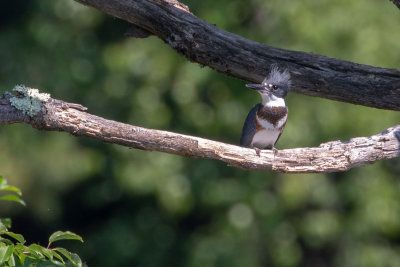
[{"x1": 9, "y1": 85, "x2": 51, "y2": 117}]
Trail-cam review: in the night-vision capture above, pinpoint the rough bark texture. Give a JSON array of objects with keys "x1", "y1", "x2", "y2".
[
  {"x1": 74, "y1": 0, "x2": 400, "y2": 111},
  {"x1": 1, "y1": 92, "x2": 398, "y2": 173}
]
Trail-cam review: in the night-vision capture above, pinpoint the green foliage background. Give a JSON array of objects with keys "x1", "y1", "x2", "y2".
[{"x1": 0, "y1": 0, "x2": 399, "y2": 266}]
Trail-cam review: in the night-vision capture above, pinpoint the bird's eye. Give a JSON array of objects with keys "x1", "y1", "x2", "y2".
[{"x1": 269, "y1": 84, "x2": 278, "y2": 90}]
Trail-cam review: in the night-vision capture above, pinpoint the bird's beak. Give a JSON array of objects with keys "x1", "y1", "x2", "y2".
[{"x1": 245, "y1": 84, "x2": 265, "y2": 91}]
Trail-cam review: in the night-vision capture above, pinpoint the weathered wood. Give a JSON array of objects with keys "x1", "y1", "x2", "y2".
[
  {"x1": 74, "y1": 0, "x2": 400, "y2": 111},
  {"x1": 1, "y1": 92, "x2": 398, "y2": 173}
]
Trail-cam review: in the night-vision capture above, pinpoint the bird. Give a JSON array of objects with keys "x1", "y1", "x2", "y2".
[{"x1": 240, "y1": 66, "x2": 291, "y2": 154}]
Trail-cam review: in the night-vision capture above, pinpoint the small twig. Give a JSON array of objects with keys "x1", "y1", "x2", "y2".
[{"x1": 1, "y1": 91, "x2": 398, "y2": 173}]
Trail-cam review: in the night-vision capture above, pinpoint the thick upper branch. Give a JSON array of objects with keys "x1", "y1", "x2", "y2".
[
  {"x1": 1, "y1": 91, "x2": 399, "y2": 173},
  {"x1": 74, "y1": 0, "x2": 400, "y2": 111}
]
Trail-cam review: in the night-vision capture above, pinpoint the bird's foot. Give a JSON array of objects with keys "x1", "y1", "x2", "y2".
[
  {"x1": 253, "y1": 147, "x2": 277, "y2": 157},
  {"x1": 272, "y1": 147, "x2": 278, "y2": 156}
]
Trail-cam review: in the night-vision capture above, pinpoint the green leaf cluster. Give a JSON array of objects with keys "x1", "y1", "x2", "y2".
[
  {"x1": 0, "y1": 231, "x2": 84, "y2": 267},
  {"x1": 0, "y1": 177, "x2": 84, "y2": 267}
]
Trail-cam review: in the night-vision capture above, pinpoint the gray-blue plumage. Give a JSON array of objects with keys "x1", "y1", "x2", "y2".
[
  {"x1": 240, "y1": 66, "x2": 291, "y2": 150},
  {"x1": 240, "y1": 103, "x2": 261, "y2": 147}
]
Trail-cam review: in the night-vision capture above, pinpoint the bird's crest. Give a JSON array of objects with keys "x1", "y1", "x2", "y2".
[{"x1": 262, "y1": 65, "x2": 291, "y2": 88}]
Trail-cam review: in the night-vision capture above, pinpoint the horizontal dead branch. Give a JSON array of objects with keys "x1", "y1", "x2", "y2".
[
  {"x1": 74, "y1": 0, "x2": 400, "y2": 111},
  {"x1": 1, "y1": 89, "x2": 399, "y2": 173}
]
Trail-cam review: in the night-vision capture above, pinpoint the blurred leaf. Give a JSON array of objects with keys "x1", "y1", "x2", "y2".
[
  {"x1": 56, "y1": 247, "x2": 82, "y2": 266},
  {"x1": 21, "y1": 257, "x2": 63, "y2": 266},
  {"x1": 0, "y1": 238, "x2": 13, "y2": 246},
  {"x1": 7, "y1": 253, "x2": 16, "y2": 266},
  {"x1": 0, "y1": 218, "x2": 11, "y2": 229},
  {"x1": 0, "y1": 195, "x2": 26, "y2": 206},
  {"x1": 23, "y1": 245, "x2": 44, "y2": 260},
  {"x1": 48, "y1": 231, "x2": 83, "y2": 247},
  {"x1": 0, "y1": 177, "x2": 24, "y2": 205},
  {"x1": 0, "y1": 222, "x2": 7, "y2": 232},
  {"x1": 0, "y1": 177, "x2": 6, "y2": 187},
  {"x1": 14, "y1": 243, "x2": 26, "y2": 263},
  {"x1": 0, "y1": 185, "x2": 22, "y2": 196},
  {"x1": 0, "y1": 177, "x2": 22, "y2": 197},
  {"x1": 50, "y1": 250, "x2": 65, "y2": 264},
  {"x1": 29, "y1": 244, "x2": 53, "y2": 260},
  {"x1": 0, "y1": 231, "x2": 25, "y2": 244},
  {"x1": 0, "y1": 244, "x2": 14, "y2": 265},
  {"x1": 66, "y1": 252, "x2": 83, "y2": 267}
]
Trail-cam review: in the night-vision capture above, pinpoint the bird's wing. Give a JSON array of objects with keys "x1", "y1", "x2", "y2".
[{"x1": 240, "y1": 104, "x2": 261, "y2": 147}]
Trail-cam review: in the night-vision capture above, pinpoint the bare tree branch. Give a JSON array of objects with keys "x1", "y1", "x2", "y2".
[
  {"x1": 74, "y1": 0, "x2": 400, "y2": 111},
  {"x1": 1, "y1": 90, "x2": 398, "y2": 173},
  {"x1": 391, "y1": 0, "x2": 400, "y2": 10}
]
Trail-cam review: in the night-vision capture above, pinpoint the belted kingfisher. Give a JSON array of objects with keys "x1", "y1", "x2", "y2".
[{"x1": 240, "y1": 66, "x2": 291, "y2": 153}]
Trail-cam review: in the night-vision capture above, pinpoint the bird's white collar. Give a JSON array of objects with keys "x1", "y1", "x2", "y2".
[{"x1": 261, "y1": 94, "x2": 286, "y2": 107}]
